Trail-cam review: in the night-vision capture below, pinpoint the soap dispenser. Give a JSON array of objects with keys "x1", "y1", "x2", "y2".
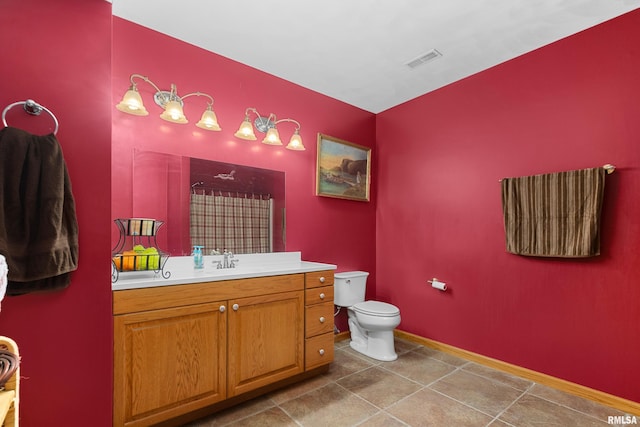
[{"x1": 192, "y1": 245, "x2": 204, "y2": 269}]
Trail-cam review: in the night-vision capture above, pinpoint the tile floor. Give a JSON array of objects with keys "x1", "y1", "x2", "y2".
[{"x1": 184, "y1": 338, "x2": 631, "y2": 426}]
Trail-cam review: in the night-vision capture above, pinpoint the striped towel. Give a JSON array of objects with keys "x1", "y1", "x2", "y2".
[{"x1": 501, "y1": 167, "x2": 605, "y2": 257}]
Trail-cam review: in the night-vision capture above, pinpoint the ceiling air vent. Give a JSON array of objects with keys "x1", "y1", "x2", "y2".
[{"x1": 406, "y1": 49, "x2": 442, "y2": 69}]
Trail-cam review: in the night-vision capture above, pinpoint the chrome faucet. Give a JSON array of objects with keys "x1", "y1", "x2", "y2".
[
  {"x1": 223, "y1": 250, "x2": 233, "y2": 268},
  {"x1": 211, "y1": 249, "x2": 239, "y2": 269},
  {"x1": 221, "y1": 249, "x2": 238, "y2": 269}
]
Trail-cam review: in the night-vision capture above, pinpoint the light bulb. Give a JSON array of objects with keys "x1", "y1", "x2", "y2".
[
  {"x1": 286, "y1": 131, "x2": 305, "y2": 150},
  {"x1": 196, "y1": 108, "x2": 222, "y2": 131},
  {"x1": 160, "y1": 100, "x2": 187, "y2": 124},
  {"x1": 262, "y1": 127, "x2": 282, "y2": 145},
  {"x1": 234, "y1": 117, "x2": 257, "y2": 140},
  {"x1": 116, "y1": 87, "x2": 149, "y2": 116}
]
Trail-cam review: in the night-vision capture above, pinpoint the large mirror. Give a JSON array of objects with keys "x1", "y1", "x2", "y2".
[{"x1": 132, "y1": 150, "x2": 285, "y2": 256}]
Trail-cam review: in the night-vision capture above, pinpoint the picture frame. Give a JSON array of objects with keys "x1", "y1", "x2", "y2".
[{"x1": 316, "y1": 133, "x2": 371, "y2": 202}]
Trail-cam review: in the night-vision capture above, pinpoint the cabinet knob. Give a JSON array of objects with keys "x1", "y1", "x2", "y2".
[
  {"x1": 318, "y1": 349, "x2": 325, "y2": 356},
  {"x1": 319, "y1": 276, "x2": 325, "y2": 283},
  {"x1": 232, "y1": 303, "x2": 239, "y2": 311},
  {"x1": 319, "y1": 316, "x2": 325, "y2": 323},
  {"x1": 319, "y1": 293, "x2": 325, "y2": 300},
  {"x1": 219, "y1": 305, "x2": 226, "y2": 313}
]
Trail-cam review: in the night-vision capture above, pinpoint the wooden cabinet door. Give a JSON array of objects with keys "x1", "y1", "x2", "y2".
[
  {"x1": 227, "y1": 290, "x2": 304, "y2": 397},
  {"x1": 113, "y1": 302, "x2": 227, "y2": 427}
]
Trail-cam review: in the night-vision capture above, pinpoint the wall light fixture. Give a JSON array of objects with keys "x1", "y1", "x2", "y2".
[
  {"x1": 116, "y1": 73, "x2": 222, "y2": 131},
  {"x1": 234, "y1": 108, "x2": 304, "y2": 151}
]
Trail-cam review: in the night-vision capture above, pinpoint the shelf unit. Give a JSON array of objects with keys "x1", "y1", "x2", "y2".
[{"x1": 111, "y1": 218, "x2": 170, "y2": 283}]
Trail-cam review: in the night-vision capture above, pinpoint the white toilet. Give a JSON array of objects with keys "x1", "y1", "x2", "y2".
[{"x1": 334, "y1": 271, "x2": 401, "y2": 361}]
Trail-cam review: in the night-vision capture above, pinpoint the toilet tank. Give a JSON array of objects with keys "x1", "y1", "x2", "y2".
[{"x1": 334, "y1": 271, "x2": 369, "y2": 307}]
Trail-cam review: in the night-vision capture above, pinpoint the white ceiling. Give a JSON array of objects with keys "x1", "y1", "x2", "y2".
[{"x1": 112, "y1": 0, "x2": 640, "y2": 113}]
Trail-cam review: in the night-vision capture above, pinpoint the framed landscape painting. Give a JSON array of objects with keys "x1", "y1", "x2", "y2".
[{"x1": 316, "y1": 133, "x2": 371, "y2": 202}]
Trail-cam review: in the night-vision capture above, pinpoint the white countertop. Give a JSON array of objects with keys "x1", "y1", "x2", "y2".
[{"x1": 112, "y1": 252, "x2": 337, "y2": 291}]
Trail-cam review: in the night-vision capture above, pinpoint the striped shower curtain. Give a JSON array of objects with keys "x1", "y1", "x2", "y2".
[{"x1": 190, "y1": 192, "x2": 273, "y2": 254}]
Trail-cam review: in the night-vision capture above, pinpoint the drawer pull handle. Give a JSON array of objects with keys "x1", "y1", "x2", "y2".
[
  {"x1": 319, "y1": 349, "x2": 325, "y2": 356},
  {"x1": 232, "y1": 303, "x2": 239, "y2": 311},
  {"x1": 319, "y1": 276, "x2": 325, "y2": 283},
  {"x1": 219, "y1": 305, "x2": 226, "y2": 313},
  {"x1": 319, "y1": 316, "x2": 325, "y2": 323},
  {"x1": 319, "y1": 293, "x2": 325, "y2": 299}
]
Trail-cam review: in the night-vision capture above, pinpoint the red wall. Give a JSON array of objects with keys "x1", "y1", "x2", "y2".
[
  {"x1": 376, "y1": 10, "x2": 640, "y2": 402},
  {"x1": 0, "y1": 1, "x2": 113, "y2": 426}
]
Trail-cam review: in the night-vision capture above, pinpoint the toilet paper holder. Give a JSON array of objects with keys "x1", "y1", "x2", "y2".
[{"x1": 427, "y1": 278, "x2": 447, "y2": 291}]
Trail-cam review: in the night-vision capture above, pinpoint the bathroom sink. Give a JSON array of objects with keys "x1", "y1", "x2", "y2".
[{"x1": 111, "y1": 252, "x2": 337, "y2": 291}]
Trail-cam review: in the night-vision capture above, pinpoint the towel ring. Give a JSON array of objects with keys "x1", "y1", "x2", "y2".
[{"x1": 2, "y1": 99, "x2": 59, "y2": 135}]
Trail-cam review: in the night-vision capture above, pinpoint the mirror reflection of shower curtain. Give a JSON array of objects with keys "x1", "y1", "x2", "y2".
[{"x1": 190, "y1": 192, "x2": 273, "y2": 254}]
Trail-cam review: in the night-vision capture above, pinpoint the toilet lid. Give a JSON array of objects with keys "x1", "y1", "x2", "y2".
[{"x1": 353, "y1": 301, "x2": 400, "y2": 317}]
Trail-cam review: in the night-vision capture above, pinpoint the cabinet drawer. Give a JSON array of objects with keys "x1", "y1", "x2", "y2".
[
  {"x1": 305, "y1": 285, "x2": 334, "y2": 306},
  {"x1": 305, "y1": 270, "x2": 334, "y2": 289},
  {"x1": 305, "y1": 302, "x2": 333, "y2": 337},
  {"x1": 305, "y1": 333, "x2": 334, "y2": 370}
]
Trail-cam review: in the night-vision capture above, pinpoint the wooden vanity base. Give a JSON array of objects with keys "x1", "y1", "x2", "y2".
[{"x1": 113, "y1": 270, "x2": 335, "y2": 427}]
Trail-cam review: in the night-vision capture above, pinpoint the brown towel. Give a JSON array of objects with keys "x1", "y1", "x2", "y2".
[
  {"x1": 501, "y1": 167, "x2": 605, "y2": 258},
  {"x1": 0, "y1": 127, "x2": 79, "y2": 295}
]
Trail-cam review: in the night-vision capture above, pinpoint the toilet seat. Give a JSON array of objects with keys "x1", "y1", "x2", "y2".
[{"x1": 352, "y1": 301, "x2": 399, "y2": 317}]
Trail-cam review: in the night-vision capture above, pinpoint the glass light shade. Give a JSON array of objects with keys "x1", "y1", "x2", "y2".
[
  {"x1": 160, "y1": 100, "x2": 188, "y2": 124},
  {"x1": 285, "y1": 130, "x2": 305, "y2": 151},
  {"x1": 115, "y1": 88, "x2": 149, "y2": 116},
  {"x1": 195, "y1": 108, "x2": 221, "y2": 131},
  {"x1": 262, "y1": 127, "x2": 283, "y2": 145},
  {"x1": 234, "y1": 117, "x2": 257, "y2": 140}
]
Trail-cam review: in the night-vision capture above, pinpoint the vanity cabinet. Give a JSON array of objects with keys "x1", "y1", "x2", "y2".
[
  {"x1": 227, "y1": 290, "x2": 304, "y2": 397},
  {"x1": 304, "y1": 271, "x2": 335, "y2": 369},
  {"x1": 113, "y1": 302, "x2": 227, "y2": 426},
  {"x1": 113, "y1": 271, "x2": 331, "y2": 427}
]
